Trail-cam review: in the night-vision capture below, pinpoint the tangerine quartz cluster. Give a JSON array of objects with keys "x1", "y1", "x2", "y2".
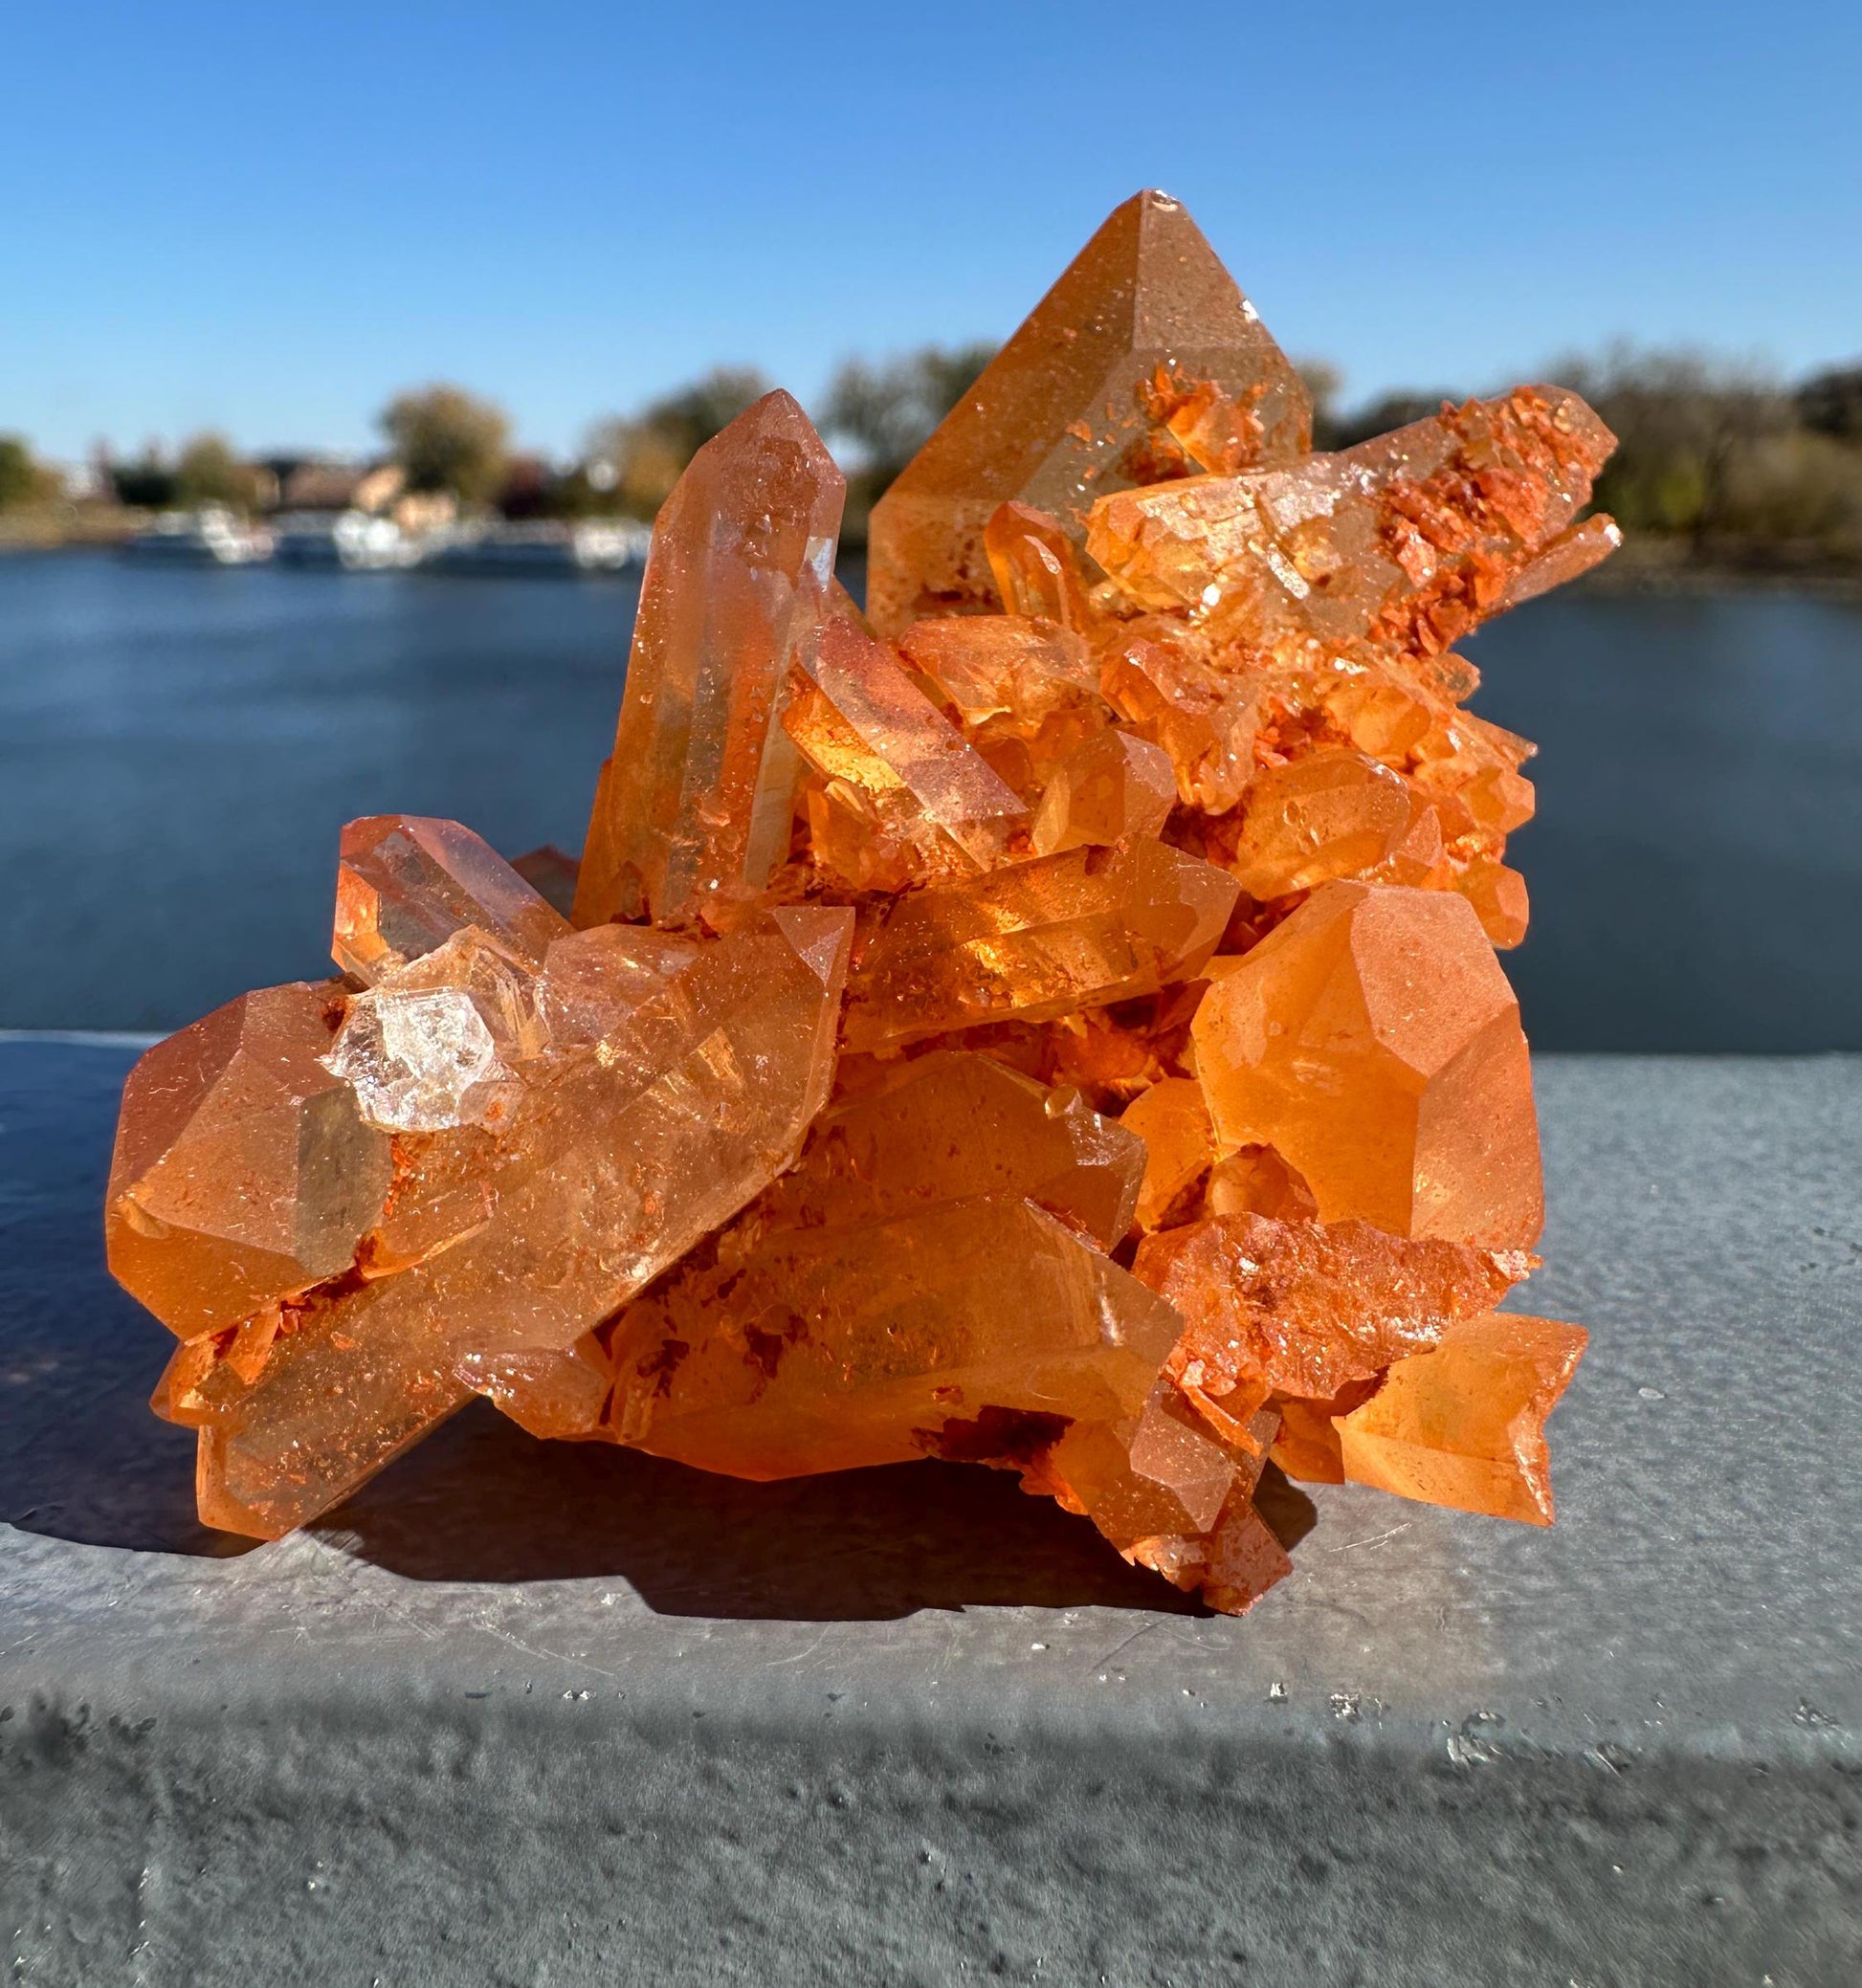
[{"x1": 107, "y1": 191, "x2": 1608, "y2": 1609}]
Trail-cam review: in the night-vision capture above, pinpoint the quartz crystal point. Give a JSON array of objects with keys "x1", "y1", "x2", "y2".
[
  {"x1": 110, "y1": 188, "x2": 1611, "y2": 1608},
  {"x1": 1191, "y1": 880, "x2": 1543, "y2": 1249},
  {"x1": 783, "y1": 611, "x2": 1029, "y2": 876},
  {"x1": 335, "y1": 815, "x2": 568, "y2": 983},
  {"x1": 575, "y1": 390, "x2": 845, "y2": 928},
  {"x1": 1087, "y1": 387, "x2": 1614, "y2": 657},
  {"x1": 1334, "y1": 1310, "x2": 1586, "y2": 1523},
  {"x1": 107, "y1": 982, "x2": 392, "y2": 1340},
  {"x1": 1227, "y1": 750, "x2": 1427, "y2": 898},
  {"x1": 867, "y1": 189, "x2": 1310, "y2": 634},
  {"x1": 842, "y1": 836, "x2": 1238, "y2": 1050},
  {"x1": 148, "y1": 891, "x2": 853, "y2": 1536},
  {"x1": 1031, "y1": 728, "x2": 1177, "y2": 854}
]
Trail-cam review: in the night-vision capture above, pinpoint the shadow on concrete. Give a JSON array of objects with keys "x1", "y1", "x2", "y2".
[{"x1": 2, "y1": 1040, "x2": 1315, "y2": 1619}]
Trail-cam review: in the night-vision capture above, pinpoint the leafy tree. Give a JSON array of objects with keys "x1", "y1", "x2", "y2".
[
  {"x1": 173, "y1": 432, "x2": 262, "y2": 512},
  {"x1": 110, "y1": 448, "x2": 177, "y2": 510},
  {"x1": 1797, "y1": 363, "x2": 1862, "y2": 443},
  {"x1": 379, "y1": 385, "x2": 511, "y2": 505},
  {"x1": 1554, "y1": 345, "x2": 1791, "y2": 546},
  {"x1": 0, "y1": 434, "x2": 57, "y2": 510}
]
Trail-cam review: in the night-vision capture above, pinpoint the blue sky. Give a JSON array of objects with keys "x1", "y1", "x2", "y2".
[{"x1": 4, "y1": 0, "x2": 1857, "y2": 460}]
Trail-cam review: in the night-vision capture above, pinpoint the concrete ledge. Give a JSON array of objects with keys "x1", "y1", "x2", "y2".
[{"x1": 3, "y1": 1041, "x2": 1858, "y2": 1984}]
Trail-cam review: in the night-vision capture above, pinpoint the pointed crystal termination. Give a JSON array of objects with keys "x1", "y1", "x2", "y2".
[
  {"x1": 1031, "y1": 729, "x2": 1177, "y2": 854},
  {"x1": 1039, "y1": 1378, "x2": 1292, "y2": 1613},
  {"x1": 1334, "y1": 1311, "x2": 1587, "y2": 1523},
  {"x1": 898, "y1": 613, "x2": 1109, "y2": 797},
  {"x1": 783, "y1": 611, "x2": 1030, "y2": 878},
  {"x1": 1227, "y1": 750, "x2": 1423, "y2": 899},
  {"x1": 866, "y1": 189, "x2": 1311, "y2": 634},
  {"x1": 1134, "y1": 1212, "x2": 1527, "y2": 1402},
  {"x1": 154, "y1": 902, "x2": 853, "y2": 1537},
  {"x1": 334, "y1": 816, "x2": 569, "y2": 983},
  {"x1": 574, "y1": 390, "x2": 846, "y2": 929},
  {"x1": 1192, "y1": 880, "x2": 1543, "y2": 1249},
  {"x1": 1087, "y1": 387, "x2": 1615, "y2": 657},
  {"x1": 106, "y1": 982, "x2": 393, "y2": 1341},
  {"x1": 841, "y1": 836, "x2": 1238, "y2": 1051}
]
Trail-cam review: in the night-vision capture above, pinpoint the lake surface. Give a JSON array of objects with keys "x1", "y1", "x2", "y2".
[{"x1": 1, "y1": 552, "x2": 1857, "y2": 1048}]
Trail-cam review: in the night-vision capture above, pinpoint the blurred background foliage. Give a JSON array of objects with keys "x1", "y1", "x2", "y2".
[{"x1": 5, "y1": 342, "x2": 1862, "y2": 570}]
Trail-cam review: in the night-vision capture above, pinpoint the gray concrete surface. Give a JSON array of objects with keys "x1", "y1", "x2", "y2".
[{"x1": 2, "y1": 1038, "x2": 1857, "y2": 1986}]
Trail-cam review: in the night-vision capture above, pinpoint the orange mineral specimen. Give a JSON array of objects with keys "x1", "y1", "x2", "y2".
[
  {"x1": 866, "y1": 189, "x2": 1310, "y2": 634},
  {"x1": 1134, "y1": 1211, "x2": 1527, "y2": 1401},
  {"x1": 139, "y1": 842, "x2": 853, "y2": 1535},
  {"x1": 783, "y1": 611, "x2": 1030, "y2": 887},
  {"x1": 575, "y1": 390, "x2": 844, "y2": 928},
  {"x1": 106, "y1": 981, "x2": 392, "y2": 1341},
  {"x1": 1086, "y1": 386, "x2": 1614, "y2": 657},
  {"x1": 335, "y1": 815, "x2": 568, "y2": 982},
  {"x1": 1031, "y1": 728, "x2": 1177, "y2": 854},
  {"x1": 109, "y1": 187, "x2": 1611, "y2": 1612},
  {"x1": 1335, "y1": 1311, "x2": 1586, "y2": 1523},
  {"x1": 1191, "y1": 880, "x2": 1543, "y2": 1249},
  {"x1": 841, "y1": 836, "x2": 1237, "y2": 1050}
]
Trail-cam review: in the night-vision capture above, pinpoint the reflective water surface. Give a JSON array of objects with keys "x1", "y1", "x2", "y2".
[{"x1": 1, "y1": 552, "x2": 1856, "y2": 1047}]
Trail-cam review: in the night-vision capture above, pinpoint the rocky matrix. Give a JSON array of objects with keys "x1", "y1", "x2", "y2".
[{"x1": 107, "y1": 191, "x2": 1615, "y2": 1611}]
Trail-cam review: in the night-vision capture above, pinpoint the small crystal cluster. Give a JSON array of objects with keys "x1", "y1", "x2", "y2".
[{"x1": 107, "y1": 192, "x2": 1609, "y2": 1608}]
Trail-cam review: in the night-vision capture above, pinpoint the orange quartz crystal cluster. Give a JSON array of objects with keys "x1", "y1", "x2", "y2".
[{"x1": 106, "y1": 191, "x2": 1610, "y2": 1608}]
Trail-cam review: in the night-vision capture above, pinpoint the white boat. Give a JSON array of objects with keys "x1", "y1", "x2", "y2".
[
  {"x1": 273, "y1": 509, "x2": 419, "y2": 571},
  {"x1": 423, "y1": 519, "x2": 651, "y2": 576},
  {"x1": 123, "y1": 505, "x2": 273, "y2": 565}
]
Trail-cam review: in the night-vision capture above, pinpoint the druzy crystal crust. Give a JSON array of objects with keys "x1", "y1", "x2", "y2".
[{"x1": 107, "y1": 191, "x2": 1610, "y2": 1609}]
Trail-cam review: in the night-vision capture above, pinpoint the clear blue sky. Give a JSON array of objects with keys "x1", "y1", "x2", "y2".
[{"x1": 5, "y1": 0, "x2": 1857, "y2": 461}]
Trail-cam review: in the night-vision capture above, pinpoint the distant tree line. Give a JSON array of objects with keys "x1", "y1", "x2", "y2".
[{"x1": 6, "y1": 343, "x2": 1862, "y2": 570}]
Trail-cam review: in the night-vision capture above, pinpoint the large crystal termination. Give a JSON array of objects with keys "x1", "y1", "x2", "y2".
[
  {"x1": 866, "y1": 189, "x2": 1311, "y2": 634},
  {"x1": 108, "y1": 190, "x2": 1610, "y2": 1612}
]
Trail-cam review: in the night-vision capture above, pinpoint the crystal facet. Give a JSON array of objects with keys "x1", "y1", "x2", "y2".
[
  {"x1": 867, "y1": 189, "x2": 1310, "y2": 633},
  {"x1": 575, "y1": 390, "x2": 844, "y2": 928}
]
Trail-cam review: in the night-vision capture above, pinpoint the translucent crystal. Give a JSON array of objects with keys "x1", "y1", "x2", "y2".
[
  {"x1": 1086, "y1": 386, "x2": 1616, "y2": 656},
  {"x1": 842, "y1": 836, "x2": 1238, "y2": 1051},
  {"x1": 1134, "y1": 1211, "x2": 1528, "y2": 1400},
  {"x1": 154, "y1": 905, "x2": 853, "y2": 1536},
  {"x1": 1191, "y1": 880, "x2": 1543, "y2": 1248},
  {"x1": 1031, "y1": 729, "x2": 1177, "y2": 854},
  {"x1": 1336, "y1": 1311, "x2": 1587, "y2": 1523},
  {"x1": 334, "y1": 815, "x2": 568, "y2": 983},
  {"x1": 107, "y1": 981, "x2": 392, "y2": 1341},
  {"x1": 574, "y1": 390, "x2": 844, "y2": 927},
  {"x1": 867, "y1": 189, "x2": 1310, "y2": 633},
  {"x1": 785, "y1": 611, "x2": 1029, "y2": 873},
  {"x1": 1227, "y1": 750, "x2": 1419, "y2": 898}
]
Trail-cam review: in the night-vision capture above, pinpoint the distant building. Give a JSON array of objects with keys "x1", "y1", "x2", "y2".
[{"x1": 271, "y1": 457, "x2": 408, "y2": 515}]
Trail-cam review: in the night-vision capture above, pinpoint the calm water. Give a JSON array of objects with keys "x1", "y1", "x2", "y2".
[{"x1": 1, "y1": 552, "x2": 1857, "y2": 1048}]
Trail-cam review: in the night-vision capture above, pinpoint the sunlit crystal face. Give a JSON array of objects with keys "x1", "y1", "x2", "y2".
[{"x1": 325, "y1": 986, "x2": 510, "y2": 1132}]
